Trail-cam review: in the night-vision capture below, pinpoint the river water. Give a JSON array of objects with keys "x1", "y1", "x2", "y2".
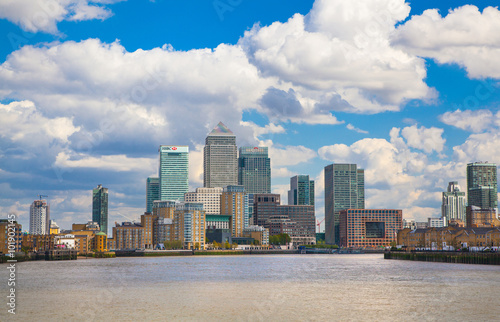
[{"x1": 1, "y1": 254, "x2": 499, "y2": 321}]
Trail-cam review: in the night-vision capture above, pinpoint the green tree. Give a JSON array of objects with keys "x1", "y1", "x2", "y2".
[{"x1": 224, "y1": 241, "x2": 231, "y2": 249}]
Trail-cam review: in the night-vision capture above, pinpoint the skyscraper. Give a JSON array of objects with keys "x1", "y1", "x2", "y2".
[
  {"x1": 29, "y1": 199, "x2": 50, "y2": 235},
  {"x1": 204, "y1": 122, "x2": 238, "y2": 188},
  {"x1": 159, "y1": 145, "x2": 189, "y2": 201},
  {"x1": 146, "y1": 177, "x2": 160, "y2": 213},
  {"x1": 92, "y1": 184, "x2": 108, "y2": 235},
  {"x1": 441, "y1": 181, "x2": 466, "y2": 222},
  {"x1": 288, "y1": 175, "x2": 314, "y2": 206},
  {"x1": 238, "y1": 146, "x2": 271, "y2": 225},
  {"x1": 467, "y1": 162, "x2": 498, "y2": 209},
  {"x1": 324, "y1": 164, "x2": 365, "y2": 245},
  {"x1": 238, "y1": 147, "x2": 271, "y2": 194}
]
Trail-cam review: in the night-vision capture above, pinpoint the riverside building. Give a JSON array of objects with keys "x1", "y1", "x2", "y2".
[
  {"x1": 339, "y1": 209, "x2": 402, "y2": 248},
  {"x1": 220, "y1": 185, "x2": 248, "y2": 237}
]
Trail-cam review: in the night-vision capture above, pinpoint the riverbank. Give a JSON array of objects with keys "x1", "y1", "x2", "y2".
[
  {"x1": 114, "y1": 249, "x2": 300, "y2": 257},
  {"x1": 385, "y1": 251, "x2": 500, "y2": 265}
]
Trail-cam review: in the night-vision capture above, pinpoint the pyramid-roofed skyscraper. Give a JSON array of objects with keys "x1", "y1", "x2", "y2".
[{"x1": 204, "y1": 122, "x2": 238, "y2": 188}]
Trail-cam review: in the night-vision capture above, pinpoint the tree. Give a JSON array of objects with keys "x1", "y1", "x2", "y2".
[
  {"x1": 269, "y1": 233, "x2": 291, "y2": 245},
  {"x1": 224, "y1": 241, "x2": 231, "y2": 249}
]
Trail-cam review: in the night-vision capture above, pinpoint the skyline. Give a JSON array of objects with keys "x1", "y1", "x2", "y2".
[{"x1": 1, "y1": 0, "x2": 500, "y2": 234}]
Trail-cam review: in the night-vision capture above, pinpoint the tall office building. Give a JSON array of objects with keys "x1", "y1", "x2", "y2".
[
  {"x1": 467, "y1": 162, "x2": 498, "y2": 209},
  {"x1": 238, "y1": 147, "x2": 271, "y2": 194},
  {"x1": 441, "y1": 181, "x2": 466, "y2": 222},
  {"x1": 146, "y1": 177, "x2": 160, "y2": 213},
  {"x1": 204, "y1": 122, "x2": 238, "y2": 188},
  {"x1": 288, "y1": 175, "x2": 314, "y2": 206},
  {"x1": 220, "y1": 185, "x2": 249, "y2": 237},
  {"x1": 29, "y1": 199, "x2": 50, "y2": 235},
  {"x1": 159, "y1": 145, "x2": 189, "y2": 202},
  {"x1": 92, "y1": 184, "x2": 108, "y2": 235},
  {"x1": 238, "y1": 146, "x2": 271, "y2": 225},
  {"x1": 324, "y1": 164, "x2": 365, "y2": 245}
]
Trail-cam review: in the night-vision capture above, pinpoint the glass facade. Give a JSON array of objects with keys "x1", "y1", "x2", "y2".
[
  {"x1": 467, "y1": 162, "x2": 497, "y2": 209},
  {"x1": 92, "y1": 184, "x2": 108, "y2": 235},
  {"x1": 159, "y1": 145, "x2": 189, "y2": 202},
  {"x1": 204, "y1": 122, "x2": 238, "y2": 188},
  {"x1": 238, "y1": 147, "x2": 271, "y2": 194},
  {"x1": 288, "y1": 175, "x2": 314, "y2": 206},
  {"x1": 146, "y1": 177, "x2": 160, "y2": 213},
  {"x1": 324, "y1": 164, "x2": 365, "y2": 245}
]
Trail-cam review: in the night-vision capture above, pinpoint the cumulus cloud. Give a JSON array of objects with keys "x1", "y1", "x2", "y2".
[
  {"x1": 0, "y1": 0, "x2": 123, "y2": 34},
  {"x1": 400, "y1": 125, "x2": 445, "y2": 154},
  {"x1": 240, "y1": 0, "x2": 433, "y2": 113},
  {"x1": 453, "y1": 132, "x2": 500, "y2": 164},
  {"x1": 439, "y1": 109, "x2": 497, "y2": 133},
  {"x1": 393, "y1": 5, "x2": 500, "y2": 79},
  {"x1": 0, "y1": 100, "x2": 80, "y2": 144}
]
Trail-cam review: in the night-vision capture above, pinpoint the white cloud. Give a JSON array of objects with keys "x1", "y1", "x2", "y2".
[
  {"x1": 272, "y1": 167, "x2": 294, "y2": 178},
  {"x1": 240, "y1": 0, "x2": 433, "y2": 114},
  {"x1": 261, "y1": 139, "x2": 317, "y2": 167},
  {"x1": 400, "y1": 125, "x2": 445, "y2": 154},
  {"x1": 439, "y1": 109, "x2": 497, "y2": 133},
  {"x1": 346, "y1": 123, "x2": 368, "y2": 134},
  {"x1": 240, "y1": 121, "x2": 286, "y2": 141},
  {"x1": 0, "y1": 100, "x2": 80, "y2": 144},
  {"x1": 54, "y1": 151, "x2": 156, "y2": 172},
  {"x1": 0, "y1": 0, "x2": 123, "y2": 34},
  {"x1": 453, "y1": 132, "x2": 500, "y2": 164},
  {"x1": 393, "y1": 5, "x2": 500, "y2": 79}
]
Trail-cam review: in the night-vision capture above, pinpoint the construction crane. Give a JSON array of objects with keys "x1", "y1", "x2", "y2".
[
  {"x1": 38, "y1": 194, "x2": 48, "y2": 200},
  {"x1": 316, "y1": 218, "x2": 325, "y2": 233}
]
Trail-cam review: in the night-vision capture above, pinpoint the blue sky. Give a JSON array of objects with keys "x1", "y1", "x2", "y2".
[{"x1": 0, "y1": 0, "x2": 499, "y2": 235}]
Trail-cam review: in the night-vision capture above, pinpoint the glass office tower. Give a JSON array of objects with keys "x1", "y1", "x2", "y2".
[
  {"x1": 159, "y1": 145, "x2": 189, "y2": 202},
  {"x1": 324, "y1": 164, "x2": 364, "y2": 245}
]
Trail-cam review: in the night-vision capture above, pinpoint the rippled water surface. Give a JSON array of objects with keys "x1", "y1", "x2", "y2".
[{"x1": 1, "y1": 254, "x2": 499, "y2": 321}]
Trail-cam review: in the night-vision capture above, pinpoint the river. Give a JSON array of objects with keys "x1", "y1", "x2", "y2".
[{"x1": 1, "y1": 254, "x2": 499, "y2": 321}]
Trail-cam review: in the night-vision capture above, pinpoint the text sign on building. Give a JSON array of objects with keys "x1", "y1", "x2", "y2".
[{"x1": 160, "y1": 146, "x2": 189, "y2": 153}]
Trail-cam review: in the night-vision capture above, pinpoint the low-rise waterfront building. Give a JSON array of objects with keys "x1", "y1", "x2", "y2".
[
  {"x1": 242, "y1": 225, "x2": 269, "y2": 245},
  {"x1": 339, "y1": 209, "x2": 402, "y2": 248},
  {"x1": 22, "y1": 233, "x2": 56, "y2": 252},
  {"x1": 93, "y1": 232, "x2": 107, "y2": 252},
  {"x1": 54, "y1": 234, "x2": 76, "y2": 249},
  {"x1": 0, "y1": 219, "x2": 22, "y2": 254},
  {"x1": 466, "y1": 206, "x2": 500, "y2": 227},
  {"x1": 113, "y1": 222, "x2": 145, "y2": 250},
  {"x1": 397, "y1": 226, "x2": 500, "y2": 250}
]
